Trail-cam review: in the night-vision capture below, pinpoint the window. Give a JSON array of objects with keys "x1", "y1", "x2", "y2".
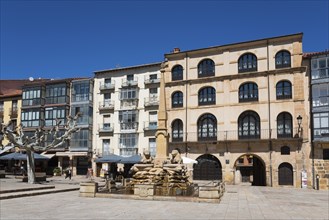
[
  {"x1": 12, "y1": 100, "x2": 18, "y2": 112},
  {"x1": 323, "y1": 149, "x2": 329, "y2": 160},
  {"x1": 71, "y1": 129, "x2": 90, "y2": 151},
  {"x1": 22, "y1": 87, "x2": 42, "y2": 106},
  {"x1": 198, "y1": 59, "x2": 215, "y2": 77},
  {"x1": 277, "y1": 112, "x2": 293, "y2": 138},
  {"x1": 149, "y1": 138, "x2": 156, "y2": 157},
  {"x1": 149, "y1": 74, "x2": 157, "y2": 80},
  {"x1": 239, "y1": 82, "x2": 258, "y2": 102},
  {"x1": 238, "y1": 111, "x2": 260, "y2": 139},
  {"x1": 102, "y1": 139, "x2": 110, "y2": 155},
  {"x1": 21, "y1": 109, "x2": 41, "y2": 127},
  {"x1": 120, "y1": 88, "x2": 138, "y2": 100},
  {"x1": 0, "y1": 101, "x2": 3, "y2": 112},
  {"x1": 119, "y1": 134, "x2": 138, "y2": 156},
  {"x1": 127, "y1": 75, "x2": 134, "y2": 81},
  {"x1": 276, "y1": 81, "x2": 292, "y2": 99},
  {"x1": 172, "y1": 91, "x2": 183, "y2": 108},
  {"x1": 198, "y1": 87, "x2": 216, "y2": 105},
  {"x1": 148, "y1": 111, "x2": 158, "y2": 129},
  {"x1": 172, "y1": 65, "x2": 183, "y2": 81},
  {"x1": 312, "y1": 84, "x2": 329, "y2": 107},
  {"x1": 172, "y1": 119, "x2": 183, "y2": 142},
  {"x1": 72, "y1": 81, "x2": 90, "y2": 102},
  {"x1": 149, "y1": 88, "x2": 157, "y2": 97},
  {"x1": 238, "y1": 53, "x2": 257, "y2": 73},
  {"x1": 311, "y1": 57, "x2": 329, "y2": 79},
  {"x1": 45, "y1": 83, "x2": 67, "y2": 104},
  {"x1": 313, "y1": 112, "x2": 329, "y2": 138},
  {"x1": 119, "y1": 110, "x2": 138, "y2": 130},
  {"x1": 72, "y1": 104, "x2": 91, "y2": 125},
  {"x1": 281, "y1": 146, "x2": 290, "y2": 155},
  {"x1": 45, "y1": 107, "x2": 67, "y2": 127},
  {"x1": 275, "y1": 50, "x2": 291, "y2": 69},
  {"x1": 197, "y1": 114, "x2": 217, "y2": 141}
]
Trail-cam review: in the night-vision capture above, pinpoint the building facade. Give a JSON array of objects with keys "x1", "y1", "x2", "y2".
[
  {"x1": 20, "y1": 78, "x2": 93, "y2": 175},
  {"x1": 160, "y1": 33, "x2": 311, "y2": 188},
  {"x1": 93, "y1": 63, "x2": 161, "y2": 175},
  {"x1": 304, "y1": 51, "x2": 329, "y2": 190},
  {"x1": 0, "y1": 80, "x2": 28, "y2": 148}
]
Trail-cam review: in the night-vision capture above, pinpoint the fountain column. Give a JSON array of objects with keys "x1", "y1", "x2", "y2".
[{"x1": 155, "y1": 62, "x2": 169, "y2": 165}]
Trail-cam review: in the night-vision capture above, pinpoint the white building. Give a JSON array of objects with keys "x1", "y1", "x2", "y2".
[{"x1": 93, "y1": 62, "x2": 161, "y2": 175}]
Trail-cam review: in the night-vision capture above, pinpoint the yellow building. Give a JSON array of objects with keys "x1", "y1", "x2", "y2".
[
  {"x1": 159, "y1": 33, "x2": 311, "y2": 188},
  {"x1": 0, "y1": 80, "x2": 28, "y2": 148}
]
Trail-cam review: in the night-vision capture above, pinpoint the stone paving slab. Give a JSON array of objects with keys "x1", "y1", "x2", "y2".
[{"x1": 1, "y1": 180, "x2": 328, "y2": 220}]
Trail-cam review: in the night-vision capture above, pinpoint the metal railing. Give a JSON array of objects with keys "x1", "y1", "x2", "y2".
[
  {"x1": 120, "y1": 100, "x2": 138, "y2": 109},
  {"x1": 99, "y1": 82, "x2": 115, "y2": 91},
  {"x1": 120, "y1": 122, "x2": 138, "y2": 131},
  {"x1": 144, "y1": 74, "x2": 160, "y2": 84},
  {"x1": 122, "y1": 78, "x2": 138, "y2": 87},
  {"x1": 98, "y1": 123, "x2": 114, "y2": 133},
  {"x1": 168, "y1": 128, "x2": 301, "y2": 142},
  {"x1": 143, "y1": 121, "x2": 158, "y2": 130},
  {"x1": 99, "y1": 100, "x2": 114, "y2": 110}
]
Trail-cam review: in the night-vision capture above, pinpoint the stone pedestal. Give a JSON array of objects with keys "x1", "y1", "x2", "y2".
[
  {"x1": 199, "y1": 182, "x2": 225, "y2": 199},
  {"x1": 134, "y1": 184, "x2": 155, "y2": 197},
  {"x1": 80, "y1": 182, "x2": 98, "y2": 197}
]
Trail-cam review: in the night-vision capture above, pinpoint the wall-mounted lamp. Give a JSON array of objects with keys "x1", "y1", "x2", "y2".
[{"x1": 297, "y1": 115, "x2": 303, "y2": 129}]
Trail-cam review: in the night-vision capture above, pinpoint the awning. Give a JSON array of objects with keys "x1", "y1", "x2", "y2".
[
  {"x1": 0, "y1": 152, "x2": 50, "y2": 160},
  {"x1": 40, "y1": 152, "x2": 56, "y2": 159},
  {"x1": 0, "y1": 145, "x2": 15, "y2": 155},
  {"x1": 94, "y1": 154, "x2": 122, "y2": 163},
  {"x1": 182, "y1": 156, "x2": 198, "y2": 164},
  {"x1": 120, "y1": 155, "x2": 142, "y2": 164}
]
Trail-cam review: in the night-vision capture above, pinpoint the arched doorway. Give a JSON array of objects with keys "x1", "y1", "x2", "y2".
[
  {"x1": 193, "y1": 154, "x2": 222, "y2": 180},
  {"x1": 278, "y1": 163, "x2": 293, "y2": 185},
  {"x1": 234, "y1": 154, "x2": 266, "y2": 186}
]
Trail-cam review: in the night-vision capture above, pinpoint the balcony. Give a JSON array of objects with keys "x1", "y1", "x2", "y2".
[
  {"x1": 120, "y1": 99, "x2": 138, "y2": 110},
  {"x1": 98, "y1": 123, "x2": 114, "y2": 133},
  {"x1": 9, "y1": 107, "x2": 18, "y2": 118},
  {"x1": 144, "y1": 96, "x2": 159, "y2": 107},
  {"x1": 45, "y1": 96, "x2": 69, "y2": 105},
  {"x1": 22, "y1": 98, "x2": 44, "y2": 108},
  {"x1": 99, "y1": 100, "x2": 114, "y2": 111},
  {"x1": 144, "y1": 74, "x2": 160, "y2": 85},
  {"x1": 72, "y1": 94, "x2": 92, "y2": 103},
  {"x1": 143, "y1": 121, "x2": 158, "y2": 131},
  {"x1": 122, "y1": 78, "x2": 138, "y2": 87},
  {"x1": 99, "y1": 82, "x2": 115, "y2": 92},
  {"x1": 168, "y1": 128, "x2": 301, "y2": 143},
  {"x1": 120, "y1": 122, "x2": 138, "y2": 131}
]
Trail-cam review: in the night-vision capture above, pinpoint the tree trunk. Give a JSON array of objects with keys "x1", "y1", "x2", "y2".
[{"x1": 26, "y1": 150, "x2": 36, "y2": 184}]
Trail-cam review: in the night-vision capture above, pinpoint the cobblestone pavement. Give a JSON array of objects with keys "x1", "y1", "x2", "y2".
[{"x1": 1, "y1": 179, "x2": 328, "y2": 220}]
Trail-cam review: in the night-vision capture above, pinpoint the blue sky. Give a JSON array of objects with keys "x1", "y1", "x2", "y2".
[{"x1": 1, "y1": 0, "x2": 328, "y2": 80}]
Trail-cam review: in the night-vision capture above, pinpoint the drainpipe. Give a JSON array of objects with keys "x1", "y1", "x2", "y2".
[
  {"x1": 185, "y1": 53, "x2": 188, "y2": 156},
  {"x1": 309, "y1": 57, "x2": 315, "y2": 189},
  {"x1": 267, "y1": 40, "x2": 273, "y2": 187}
]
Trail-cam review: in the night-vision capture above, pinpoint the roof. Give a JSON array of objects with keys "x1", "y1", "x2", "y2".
[
  {"x1": 165, "y1": 32, "x2": 303, "y2": 57},
  {"x1": 94, "y1": 62, "x2": 162, "y2": 75},
  {"x1": 0, "y1": 80, "x2": 30, "y2": 98},
  {"x1": 303, "y1": 50, "x2": 329, "y2": 58}
]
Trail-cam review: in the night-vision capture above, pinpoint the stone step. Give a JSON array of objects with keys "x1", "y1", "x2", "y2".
[
  {"x1": 0, "y1": 185, "x2": 55, "y2": 194},
  {"x1": 0, "y1": 187, "x2": 79, "y2": 200}
]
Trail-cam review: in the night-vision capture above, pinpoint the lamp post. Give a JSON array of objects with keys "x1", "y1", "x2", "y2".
[{"x1": 297, "y1": 115, "x2": 303, "y2": 137}]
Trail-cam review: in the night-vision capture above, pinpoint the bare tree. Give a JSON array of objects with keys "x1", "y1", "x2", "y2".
[{"x1": 1, "y1": 114, "x2": 81, "y2": 184}]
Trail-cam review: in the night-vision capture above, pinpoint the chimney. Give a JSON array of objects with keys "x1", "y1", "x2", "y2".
[{"x1": 173, "y1": 48, "x2": 180, "y2": 53}]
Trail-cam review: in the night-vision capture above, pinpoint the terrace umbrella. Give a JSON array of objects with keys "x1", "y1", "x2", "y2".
[
  {"x1": 94, "y1": 154, "x2": 122, "y2": 163},
  {"x1": 181, "y1": 156, "x2": 198, "y2": 164},
  {"x1": 0, "y1": 152, "x2": 50, "y2": 160},
  {"x1": 120, "y1": 154, "x2": 142, "y2": 164}
]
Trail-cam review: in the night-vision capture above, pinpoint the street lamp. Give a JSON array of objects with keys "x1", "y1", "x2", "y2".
[{"x1": 297, "y1": 115, "x2": 303, "y2": 129}]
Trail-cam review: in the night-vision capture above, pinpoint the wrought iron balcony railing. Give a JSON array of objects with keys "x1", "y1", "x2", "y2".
[
  {"x1": 99, "y1": 100, "x2": 114, "y2": 111},
  {"x1": 143, "y1": 121, "x2": 158, "y2": 130},
  {"x1": 144, "y1": 74, "x2": 160, "y2": 84},
  {"x1": 98, "y1": 123, "x2": 114, "y2": 133},
  {"x1": 99, "y1": 82, "x2": 115, "y2": 91},
  {"x1": 144, "y1": 96, "x2": 159, "y2": 107}
]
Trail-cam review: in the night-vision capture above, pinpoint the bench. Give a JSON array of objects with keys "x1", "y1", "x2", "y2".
[
  {"x1": 0, "y1": 170, "x2": 5, "y2": 178},
  {"x1": 15, "y1": 172, "x2": 47, "y2": 182}
]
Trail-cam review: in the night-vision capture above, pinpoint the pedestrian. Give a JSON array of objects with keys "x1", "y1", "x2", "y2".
[{"x1": 64, "y1": 168, "x2": 72, "y2": 180}]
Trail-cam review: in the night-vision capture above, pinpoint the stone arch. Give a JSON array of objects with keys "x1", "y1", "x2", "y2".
[
  {"x1": 193, "y1": 154, "x2": 222, "y2": 180},
  {"x1": 233, "y1": 153, "x2": 266, "y2": 186}
]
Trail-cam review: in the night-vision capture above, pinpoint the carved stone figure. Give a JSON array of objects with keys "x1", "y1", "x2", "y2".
[
  {"x1": 170, "y1": 149, "x2": 182, "y2": 164},
  {"x1": 141, "y1": 150, "x2": 154, "y2": 164}
]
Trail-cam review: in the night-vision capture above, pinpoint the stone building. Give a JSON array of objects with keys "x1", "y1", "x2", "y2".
[
  {"x1": 304, "y1": 51, "x2": 329, "y2": 190},
  {"x1": 93, "y1": 63, "x2": 161, "y2": 176},
  {"x1": 159, "y1": 33, "x2": 311, "y2": 188}
]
